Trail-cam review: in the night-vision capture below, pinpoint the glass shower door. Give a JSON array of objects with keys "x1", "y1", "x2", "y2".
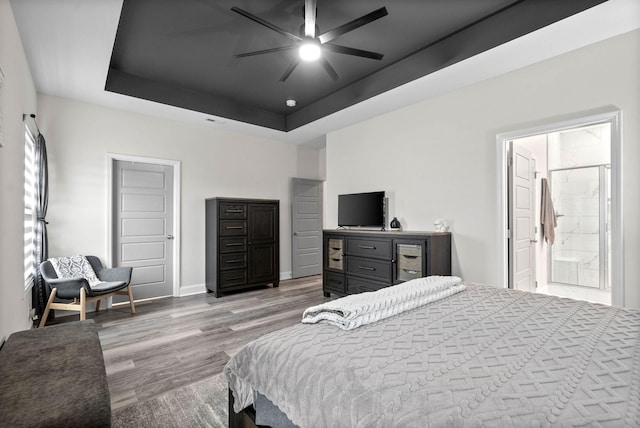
[{"x1": 549, "y1": 166, "x2": 609, "y2": 289}]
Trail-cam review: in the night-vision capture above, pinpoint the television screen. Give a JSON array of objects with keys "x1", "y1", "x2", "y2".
[{"x1": 338, "y1": 191, "x2": 385, "y2": 227}]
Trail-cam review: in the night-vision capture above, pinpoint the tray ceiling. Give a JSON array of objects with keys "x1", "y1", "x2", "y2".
[{"x1": 106, "y1": 0, "x2": 608, "y2": 132}]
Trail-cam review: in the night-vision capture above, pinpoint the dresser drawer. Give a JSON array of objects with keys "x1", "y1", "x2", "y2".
[
  {"x1": 220, "y1": 253, "x2": 247, "y2": 270},
  {"x1": 323, "y1": 271, "x2": 345, "y2": 294},
  {"x1": 219, "y1": 202, "x2": 247, "y2": 219},
  {"x1": 346, "y1": 256, "x2": 392, "y2": 282},
  {"x1": 220, "y1": 220, "x2": 247, "y2": 236},
  {"x1": 347, "y1": 237, "x2": 392, "y2": 259},
  {"x1": 220, "y1": 237, "x2": 247, "y2": 253},
  {"x1": 220, "y1": 269, "x2": 247, "y2": 288},
  {"x1": 346, "y1": 277, "x2": 388, "y2": 294}
]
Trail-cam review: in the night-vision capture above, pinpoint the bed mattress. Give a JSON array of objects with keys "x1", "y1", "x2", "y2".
[{"x1": 224, "y1": 283, "x2": 640, "y2": 427}]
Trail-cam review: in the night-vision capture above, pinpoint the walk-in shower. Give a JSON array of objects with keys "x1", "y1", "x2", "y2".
[{"x1": 547, "y1": 123, "x2": 611, "y2": 292}]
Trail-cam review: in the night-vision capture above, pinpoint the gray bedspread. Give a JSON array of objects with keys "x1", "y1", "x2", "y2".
[{"x1": 224, "y1": 284, "x2": 640, "y2": 427}]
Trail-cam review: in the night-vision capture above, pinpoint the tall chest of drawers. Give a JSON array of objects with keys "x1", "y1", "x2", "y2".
[
  {"x1": 323, "y1": 230, "x2": 451, "y2": 297},
  {"x1": 206, "y1": 198, "x2": 279, "y2": 297}
]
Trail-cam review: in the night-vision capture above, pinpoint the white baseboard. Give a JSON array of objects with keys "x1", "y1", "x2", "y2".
[
  {"x1": 179, "y1": 283, "x2": 206, "y2": 297},
  {"x1": 179, "y1": 273, "x2": 291, "y2": 297},
  {"x1": 280, "y1": 271, "x2": 292, "y2": 281}
]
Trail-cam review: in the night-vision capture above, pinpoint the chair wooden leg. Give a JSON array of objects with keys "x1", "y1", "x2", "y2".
[
  {"x1": 80, "y1": 287, "x2": 87, "y2": 321},
  {"x1": 39, "y1": 288, "x2": 57, "y2": 328},
  {"x1": 95, "y1": 298, "x2": 101, "y2": 313},
  {"x1": 127, "y1": 284, "x2": 136, "y2": 314}
]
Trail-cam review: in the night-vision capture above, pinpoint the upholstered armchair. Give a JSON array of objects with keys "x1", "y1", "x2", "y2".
[{"x1": 38, "y1": 255, "x2": 136, "y2": 327}]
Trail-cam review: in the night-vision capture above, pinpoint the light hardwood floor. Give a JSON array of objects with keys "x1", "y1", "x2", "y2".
[{"x1": 52, "y1": 275, "x2": 326, "y2": 410}]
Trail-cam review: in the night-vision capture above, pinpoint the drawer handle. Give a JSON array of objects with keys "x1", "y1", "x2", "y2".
[
  {"x1": 403, "y1": 269, "x2": 419, "y2": 274},
  {"x1": 331, "y1": 247, "x2": 341, "y2": 251},
  {"x1": 225, "y1": 209, "x2": 244, "y2": 213},
  {"x1": 225, "y1": 226, "x2": 244, "y2": 230},
  {"x1": 359, "y1": 266, "x2": 375, "y2": 271},
  {"x1": 226, "y1": 276, "x2": 244, "y2": 281},
  {"x1": 402, "y1": 255, "x2": 419, "y2": 259},
  {"x1": 225, "y1": 243, "x2": 244, "y2": 247},
  {"x1": 331, "y1": 258, "x2": 342, "y2": 262},
  {"x1": 358, "y1": 245, "x2": 376, "y2": 250},
  {"x1": 225, "y1": 259, "x2": 244, "y2": 264}
]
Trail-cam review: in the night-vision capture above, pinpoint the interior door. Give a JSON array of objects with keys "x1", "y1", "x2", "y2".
[
  {"x1": 113, "y1": 160, "x2": 174, "y2": 300},
  {"x1": 509, "y1": 142, "x2": 536, "y2": 292},
  {"x1": 291, "y1": 178, "x2": 323, "y2": 278}
]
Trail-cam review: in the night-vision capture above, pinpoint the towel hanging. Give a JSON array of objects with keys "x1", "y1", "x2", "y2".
[{"x1": 541, "y1": 178, "x2": 557, "y2": 245}]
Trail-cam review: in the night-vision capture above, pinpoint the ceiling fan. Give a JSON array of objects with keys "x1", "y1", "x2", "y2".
[{"x1": 231, "y1": 0, "x2": 388, "y2": 81}]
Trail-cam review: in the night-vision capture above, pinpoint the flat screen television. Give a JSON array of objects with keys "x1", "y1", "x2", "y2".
[{"x1": 338, "y1": 191, "x2": 385, "y2": 228}]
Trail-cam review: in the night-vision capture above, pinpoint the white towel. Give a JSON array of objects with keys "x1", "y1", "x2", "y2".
[{"x1": 302, "y1": 276, "x2": 465, "y2": 330}]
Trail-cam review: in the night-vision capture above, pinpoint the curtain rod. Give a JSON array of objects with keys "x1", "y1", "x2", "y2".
[{"x1": 23, "y1": 113, "x2": 41, "y2": 135}]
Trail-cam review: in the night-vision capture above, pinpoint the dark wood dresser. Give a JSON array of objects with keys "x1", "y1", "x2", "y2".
[
  {"x1": 206, "y1": 198, "x2": 279, "y2": 297},
  {"x1": 323, "y1": 229, "x2": 451, "y2": 297}
]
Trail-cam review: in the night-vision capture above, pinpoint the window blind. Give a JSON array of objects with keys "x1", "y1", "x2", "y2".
[{"x1": 24, "y1": 127, "x2": 36, "y2": 291}]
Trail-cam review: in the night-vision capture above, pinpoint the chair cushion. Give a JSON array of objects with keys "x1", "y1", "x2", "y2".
[{"x1": 89, "y1": 280, "x2": 128, "y2": 296}]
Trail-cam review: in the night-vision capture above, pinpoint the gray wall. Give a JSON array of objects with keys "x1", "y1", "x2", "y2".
[
  {"x1": 0, "y1": 0, "x2": 38, "y2": 339},
  {"x1": 326, "y1": 30, "x2": 640, "y2": 308},
  {"x1": 37, "y1": 94, "x2": 323, "y2": 296}
]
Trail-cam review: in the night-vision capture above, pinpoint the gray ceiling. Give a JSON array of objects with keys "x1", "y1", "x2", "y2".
[{"x1": 105, "y1": 0, "x2": 608, "y2": 132}]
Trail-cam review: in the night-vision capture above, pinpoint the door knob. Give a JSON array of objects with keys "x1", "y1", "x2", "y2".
[
  {"x1": 167, "y1": 235, "x2": 174, "y2": 240},
  {"x1": 530, "y1": 239, "x2": 538, "y2": 243}
]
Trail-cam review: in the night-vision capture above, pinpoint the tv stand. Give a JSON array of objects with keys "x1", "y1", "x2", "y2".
[{"x1": 322, "y1": 229, "x2": 451, "y2": 297}]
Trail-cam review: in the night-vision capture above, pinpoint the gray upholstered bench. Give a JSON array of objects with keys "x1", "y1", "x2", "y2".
[{"x1": 0, "y1": 320, "x2": 110, "y2": 427}]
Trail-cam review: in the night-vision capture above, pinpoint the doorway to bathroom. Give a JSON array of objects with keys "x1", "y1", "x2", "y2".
[{"x1": 498, "y1": 110, "x2": 623, "y2": 306}]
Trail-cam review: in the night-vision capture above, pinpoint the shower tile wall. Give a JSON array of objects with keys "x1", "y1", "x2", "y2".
[
  {"x1": 550, "y1": 168, "x2": 600, "y2": 287},
  {"x1": 548, "y1": 123, "x2": 610, "y2": 289}
]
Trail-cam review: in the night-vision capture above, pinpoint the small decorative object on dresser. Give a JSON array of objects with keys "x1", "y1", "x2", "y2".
[
  {"x1": 205, "y1": 198, "x2": 279, "y2": 297},
  {"x1": 434, "y1": 218, "x2": 449, "y2": 232},
  {"x1": 389, "y1": 217, "x2": 401, "y2": 230},
  {"x1": 323, "y1": 229, "x2": 451, "y2": 297}
]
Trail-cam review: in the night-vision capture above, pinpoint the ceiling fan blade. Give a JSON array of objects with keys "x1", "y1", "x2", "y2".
[
  {"x1": 279, "y1": 58, "x2": 301, "y2": 82},
  {"x1": 323, "y1": 43, "x2": 384, "y2": 60},
  {"x1": 235, "y1": 45, "x2": 298, "y2": 58},
  {"x1": 318, "y1": 7, "x2": 388, "y2": 44},
  {"x1": 231, "y1": 6, "x2": 301, "y2": 42},
  {"x1": 319, "y1": 58, "x2": 340, "y2": 80},
  {"x1": 304, "y1": 0, "x2": 317, "y2": 38}
]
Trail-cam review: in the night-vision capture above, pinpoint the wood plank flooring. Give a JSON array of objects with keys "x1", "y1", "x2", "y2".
[{"x1": 52, "y1": 275, "x2": 327, "y2": 410}]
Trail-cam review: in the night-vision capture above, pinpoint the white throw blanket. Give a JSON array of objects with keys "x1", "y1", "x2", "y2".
[
  {"x1": 302, "y1": 275, "x2": 465, "y2": 330},
  {"x1": 49, "y1": 255, "x2": 103, "y2": 287}
]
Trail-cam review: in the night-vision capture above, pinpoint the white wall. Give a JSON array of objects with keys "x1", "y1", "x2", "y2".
[
  {"x1": 37, "y1": 94, "x2": 321, "y2": 295},
  {"x1": 326, "y1": 30, "x2": 640, "y2": 308},
  {"x1": 0, "y1": 0, "x2": 38, "y2": 338}
]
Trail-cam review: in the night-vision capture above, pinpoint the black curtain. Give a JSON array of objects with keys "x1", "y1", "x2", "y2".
[{"x1": 32, "y1": 133, "x2": 49, "y2": 318}]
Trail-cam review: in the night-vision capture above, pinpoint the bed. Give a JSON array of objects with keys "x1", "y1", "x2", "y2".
[{"x1": 224, "y1": 279, "x2": 640, "y2": 427}]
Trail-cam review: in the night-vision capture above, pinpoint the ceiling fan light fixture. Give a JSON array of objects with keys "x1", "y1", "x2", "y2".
[{"x1": 299, "y1": 38, "x2": 321, "y2": 61}]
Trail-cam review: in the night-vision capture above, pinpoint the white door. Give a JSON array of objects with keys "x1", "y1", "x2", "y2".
[
  {"x1": 113, "y1": 160, "x2": 174, "y2": 299},
  {"x1": 291, "y1": 178, "x2": 323, "y2": 278},
  {"x1": 509, "y1": 142, "x2": 536, "y2": 292}
]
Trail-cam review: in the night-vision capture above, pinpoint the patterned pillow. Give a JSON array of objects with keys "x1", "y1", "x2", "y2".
[{"x1": 49, "y1": 255, "x2": 102, "y2": 287}]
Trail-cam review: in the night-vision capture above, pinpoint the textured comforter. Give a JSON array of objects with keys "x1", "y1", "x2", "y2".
[{"x1": 224, "y1": 284, "x2": 640, "y2": 427}]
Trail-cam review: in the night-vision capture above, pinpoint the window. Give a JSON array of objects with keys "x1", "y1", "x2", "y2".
[{"x1": 24, "y1": 126, "x2": 36, "y2": 291}]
